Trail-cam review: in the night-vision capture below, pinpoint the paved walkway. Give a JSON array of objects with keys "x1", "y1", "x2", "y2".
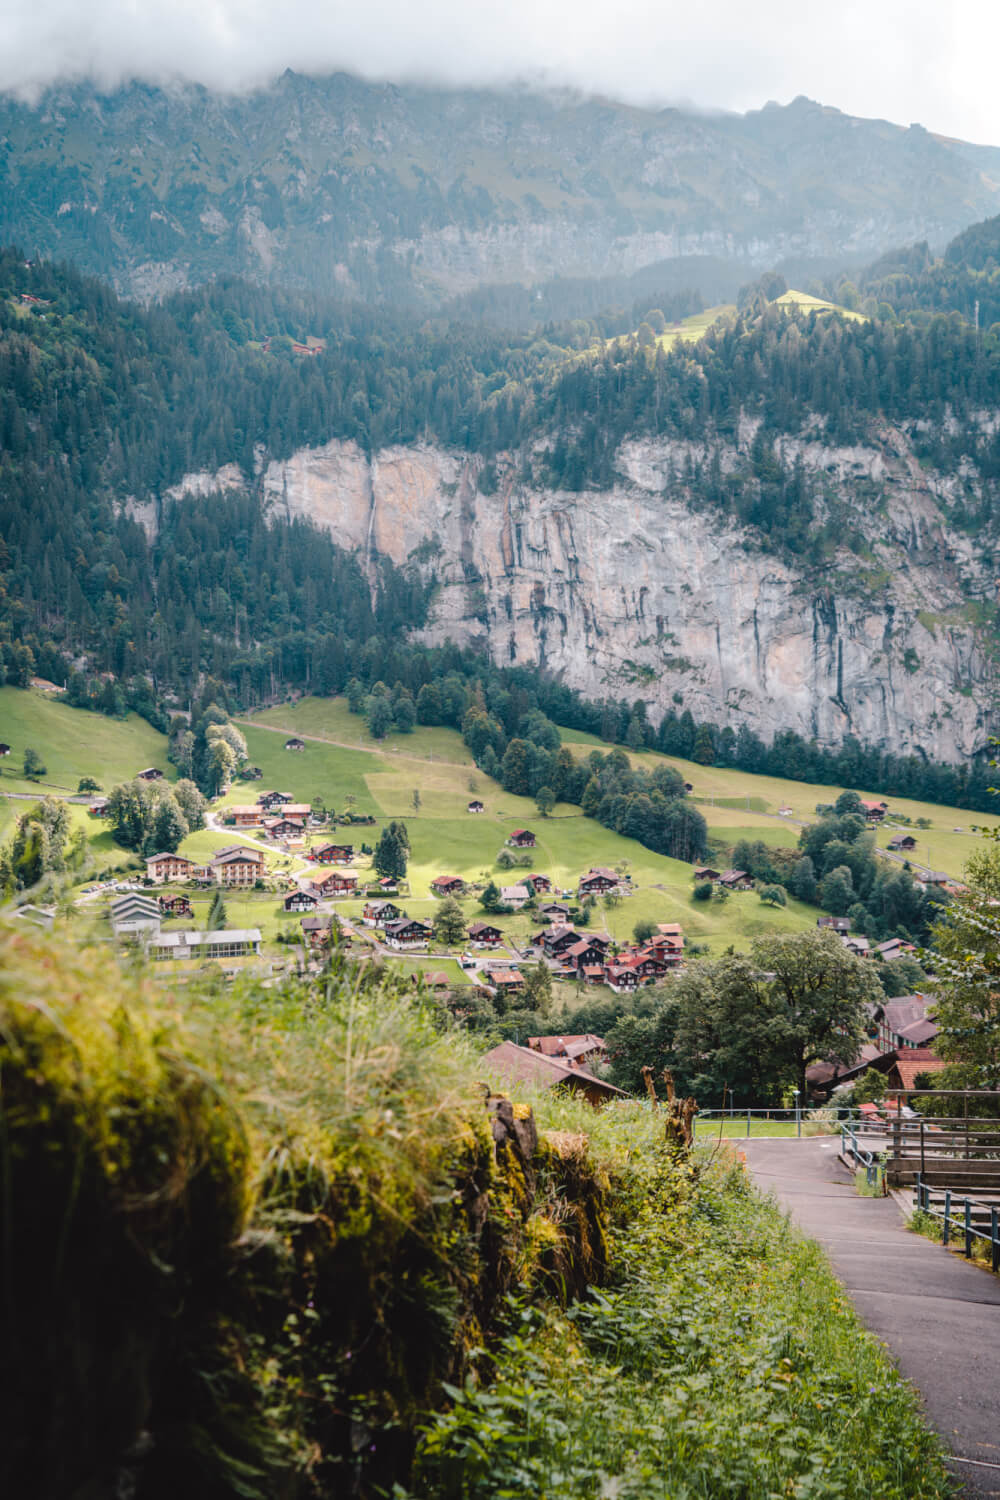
[{"x1": 745, "y1": 1138, "x2": 1000, "y2": 1497}]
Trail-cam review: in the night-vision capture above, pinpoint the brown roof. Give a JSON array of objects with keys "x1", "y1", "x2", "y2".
[
  {"x1": 889, "y1": 1055, "x2": 948, "y2": 1090},
  {"x1": 481, "y1": 1041, "x2": 625, "y2": 1097}
]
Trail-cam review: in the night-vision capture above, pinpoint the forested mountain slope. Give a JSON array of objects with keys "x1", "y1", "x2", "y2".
[
  {"x1": 5, "y1": 75, "x2": 1000, "y2": 304},
  {"x1": 2, "y1": 248, "x2": 1000, "y2": 760}
]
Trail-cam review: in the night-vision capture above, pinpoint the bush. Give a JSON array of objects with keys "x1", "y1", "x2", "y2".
[{"x1": 693, "y1": 880, "x2": 714, "y2": 901}]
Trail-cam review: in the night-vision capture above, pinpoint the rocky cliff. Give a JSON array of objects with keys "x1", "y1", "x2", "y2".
[{"x1": 217, "y1": 425, "x2": 998, "y2": 762}]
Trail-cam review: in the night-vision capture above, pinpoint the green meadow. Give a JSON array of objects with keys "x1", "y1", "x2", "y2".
[
  {"x1": 0, "y1": 686, "x2": 170, "y2": 794},
  {"x1": 3, "y1": 687, "x2": 997, "y2": 964}
]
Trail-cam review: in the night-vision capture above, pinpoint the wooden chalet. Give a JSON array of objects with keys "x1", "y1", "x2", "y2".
[
  {"x1": 158, "y1": 893, "x2": 193, "y2": 917},
  {"x1": 0, "y1": 743, "x2": 10, "y2": 756},
  {"x1": 284, "y1": 737, "x2": 306, "y2": 751},
  {"x1": 565, "y1": 938, "x2": 611, "y2": 970},
  {"x1": 431, "y1": 875, "x2": 466, "y2": 896},
  {"x1": 605, "y1": 963, "x2": 640, "y2": 992},
  {"x1": 257, "y1": 790, "x2": 293, "y2": 809},
  {"x1": 264, "y1": 816, "x2": 306, "y2": 839},
  {"x1": 243, "y1": 766, "x2": 263, "y2": 780},
  {"x1": 467, "y1": 799, "x2": 485, "y2": 813},
  {"x1": 310, "y1": 871, "x2": 358, "y2": 898},
  {"x1": 860, "y1": 799, "x2": 889, "y2": 823},
  {"x1": 285, "y1": 889, "x2": 318, "y2": 912},
  {"x1": 88, "y1": 797, "x2": 110, "y2": 816},
  {"x1": 362, "y1": 899, "x2": 403, "y2": 925},
  {"x1": 145, "y1": 851, "x2": 197, "y2": 884},
  {"x1": 578, "y1": 867, "x2": 619, "y2": 897},
  {"x1": 718, "y1": 869, "x2": 752, "y2": 891},
  {"x1": 311, "y1": 842, "x2": 354, "y2": 865},
  {"x1": 538, "y1": 901, "x2": 571, "y2": 922},
  {"x1": 540, "y1": 924, "x2": 582, "y2": 957},
  {"x1": 499, "y1": 884, "x2": 531, "y2": 909},
  {"x1": 468, "y1": 920, "x2": 503, "y2": 946},
  {"x1": 888, "y1": 834, "x2": 917, "y2": 850},
  {"x1": 523, "y1": 873, "x2": 552, "y2": 894},
  {"x1": 507, "y1": 828, "x2": 536, "y2": 848},
  {"x1": 135, "y1": 767, "x2": 163, "y2": 781},
  {"x1": 693, "y1": 866, "x2": 721, "y2": 881},
  {"x1": 384, "y1": 918, "x2": 432, "y2": 950}
]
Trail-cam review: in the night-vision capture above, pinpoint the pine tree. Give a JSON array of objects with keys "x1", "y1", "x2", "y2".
[
  {"x1": 208, "y1": 888, "x2": 227, "y2": 930},
  {"x1": 433, "y1": 896, "x2": 466, "y2": 946}
]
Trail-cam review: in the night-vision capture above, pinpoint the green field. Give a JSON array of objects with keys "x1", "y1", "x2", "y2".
[
  {"x1": 772, "y1": 288, "x2": 866, "y2": 322},
  {"x1": 0, "y1": 686, "x2": 170, "y2": 794},
  {"x1": 3, "y1": 686, "x2": 996, "y2": 968}
]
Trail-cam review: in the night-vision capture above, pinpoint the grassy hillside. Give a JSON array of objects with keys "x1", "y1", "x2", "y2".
[
  {"x1": 0, "y1": 686, "x2": 169, "y2": 795},
  {"x1": 3, "y1": 688, "x2": 992, "y2": 967}
]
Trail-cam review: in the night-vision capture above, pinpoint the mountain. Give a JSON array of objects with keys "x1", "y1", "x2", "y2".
[
  {"x1": 5, "y1": 74, "x2": 1000, "y2": 305},
  {"x1": 3, "y1": 247, "x2": 1000, "y2": 769}
]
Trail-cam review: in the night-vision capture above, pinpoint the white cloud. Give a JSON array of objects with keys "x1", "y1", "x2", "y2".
[{"x1": 0, "y1": 0, "x2": 996, "y2": 146}]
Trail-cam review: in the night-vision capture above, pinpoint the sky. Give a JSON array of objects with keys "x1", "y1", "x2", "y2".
[{"x1": 1, "y1": 0, "x2": 997, "y2": 147}]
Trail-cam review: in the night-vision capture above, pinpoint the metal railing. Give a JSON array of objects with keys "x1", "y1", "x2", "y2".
[
  {"x1": 841, "y1": 1115, "x2": 1000, "y2": 1173},
  {"x1": 915, "y1": 1176, "x2": 1000, "y2": 1272},
  {"x1": 694, "y1": 1106, "x2": 866, "y2": 1140},
  {"x1": 840, "y1": 1122, "x2": 885, "y2": 1189}
]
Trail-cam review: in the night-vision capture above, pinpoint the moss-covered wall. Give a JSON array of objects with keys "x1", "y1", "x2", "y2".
[{"x1": 0, "y1": 927, "x2": 609, "y2": 1498}]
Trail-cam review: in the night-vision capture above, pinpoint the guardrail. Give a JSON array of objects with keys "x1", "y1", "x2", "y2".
[
  {"x1": 915, "y1": 1177, "x2": 1000, "y2": 1272},
  {"x1": 694, "y1": 1107, "x2": 867, "y2": 1139},
  {"x1": 840, "y1": 1122, "x2": 886, "y2": 1190}
]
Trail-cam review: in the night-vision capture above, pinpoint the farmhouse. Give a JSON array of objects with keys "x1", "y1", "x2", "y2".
[
  {"x1": 718, "y1": 869, "x2": 752, "y2": 891},
  {"x1": 285, "y1": 890, "x2": 318, "y2": 912},
  {"x1": 538, "y1": 901, "x2": 572, "y2": 922},
  {"x1": 384, "y1": 918, "x2": 432, "y2": 950},
  {"x1": 522, "y1": 873, "x2": 552, "y2": 895},
  {"x1": 468, "y1": 920, "x2": 503, "y2": 946},
  {"x1": 577, "y1": 867, "x2": 619, "y2": 897},
  {"x1": 431, "y1": 875, "x2": 466, "y2": 896},
  {"x1": 868, "y1": 995, "x2": 939, "y2": 1052},
  {"x1": 482, "y1": 1042, "x2": 625, "y2": 1105},
  {"x1": 467, "y1": 800, "x2": 485, "y2": 813},
  {"x1": 208, "y1": 847, "x2": 266, "y2": 887},
  {"x1": 693, "y1": 867, "x2": 721, "y2": 881},
  {"x1": 362, "y1": 899, "x2": 403, "y2": 925},
  {"x1": 499, "y1": 884, "x2": 531, "y2": 909},
  {"x1": 311, "y1": 843, "x2": 354, "y2": 865},
  {"x1": 861, "y1": 800, "x2": 889, "y2": 823},
  {"x1": 528, "y1": 1034, "x2": 609, "y2": 1068},
  {"x1": 158, "y1": 893, "x2": 193, "y2": 917},
  {"x1": 88, "y1": 797, "x2": 110, "y2": 816},
  {"x1": 150, "y1": 928, "x2": 262, "y2": 961},
  {"x1": 0, "y1": 743, "x2": 10, "y2": 757},
  {"x1": 284, "y1": 737, "x2": 306, "y2": 751},
  {"x1": 135, "y1": 767, "x2": 163, "y2": 782},
  {"x1": 888, "y1": 834, "x2": 917, "y2": 851},
  {"x1": 507, "y1": 828, "x2": 536, "y2": 848},
  {"x1": 243, "y1": 766, "x2": 263, "y2": 780},
  {"x1": 145, "y1": 852, "x2": 197, "y2": 884}
]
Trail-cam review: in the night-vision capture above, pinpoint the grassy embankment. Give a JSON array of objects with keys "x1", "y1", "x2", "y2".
[{"x1": 1, "y1": 925, "x2": 950, "y2": 1499}]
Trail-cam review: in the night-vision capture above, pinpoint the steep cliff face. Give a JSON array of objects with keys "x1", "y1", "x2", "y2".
[{"x1": 247, "y1": 428, "x2": 1000, "y2": 760}]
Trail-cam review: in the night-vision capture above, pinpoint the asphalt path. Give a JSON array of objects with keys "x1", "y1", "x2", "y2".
[{"x1": 745, "y1": 1137, "x2": 1000, "y2": 1496}]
